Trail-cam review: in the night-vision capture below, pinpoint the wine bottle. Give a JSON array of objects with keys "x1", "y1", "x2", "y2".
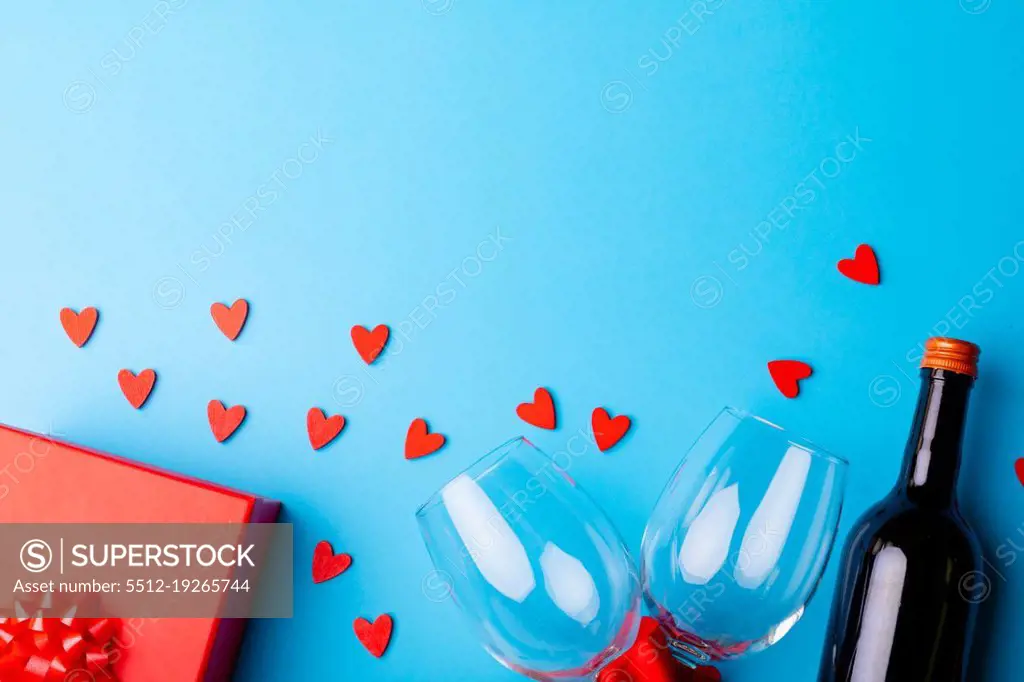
[{"x1": 818, "y1": 337, "x2": 985, "y2": 682}]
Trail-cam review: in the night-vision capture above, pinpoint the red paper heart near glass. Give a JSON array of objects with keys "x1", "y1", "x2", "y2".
[
  {"x1": 353, "y1": 614, "x2": 393, "y2": 658},
  {"x1": 592, "y1": 407, "x2": 631, "y2": 452},
  {"x1": 768, "y1": 360, "x2": 813, "y2": 398},
  {"x1": 516, "y1": 387, "x2": 557, "y2": 430},
  {"x1": 405, "y1": 418, "x2": 445, "y2": 460}
]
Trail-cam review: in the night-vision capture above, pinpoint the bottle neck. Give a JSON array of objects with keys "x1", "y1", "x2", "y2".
[{"x1": 896, "y1": 368, "x2": 973, "y2": 507}]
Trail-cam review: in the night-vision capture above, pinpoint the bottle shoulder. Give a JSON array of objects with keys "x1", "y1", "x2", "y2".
[{"x1": 845, "y1": 497, "x2": 980, "y2": 556}]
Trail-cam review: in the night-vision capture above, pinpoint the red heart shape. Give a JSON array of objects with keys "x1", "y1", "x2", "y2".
[
  {"x1": 307, "y1": 408, "x2": 346, "y2": 450},
  {"x1": 312, "y1": 540, "x2": 353, "y2": 584},
  {"x1": 516, "y1": 387, "x2": 557, "y2": 430},
  {"x1": 592, "y1": 408, "x2": 631, "y2": 452},
  {"x1": 118, "y1": 369, "x2": 156, "y2": 409},
  {"x1": 405, "y1": 418, "x2": 445, "y2": 460},
  {"x1": 207, "y1": 400, "x2": 247, "y2": 442},
  {"x1": 1015, "y1": 458, "x2": 1024, "y2": 487},
  {"x1": 837, "y1": 244, "x2": 880, "y2": 285},
  {"x1": 351, "y1": 324, "x2": 390, "y2": 364},
  {"x1": 597, "y1": 617, "x2": 720, "y2": 682},
  {"x1": 768, "y1": 360, "x2": 813, "y2": 398},
  {"x1": 60, "y1": 307, "x2": 99, "y2": 348},
  {"x1": 211, "y1": 299, "x2": 249, "y2": 340},
  {"x1": 353, "y1": 614, "x2": 393, "y2": 658}
]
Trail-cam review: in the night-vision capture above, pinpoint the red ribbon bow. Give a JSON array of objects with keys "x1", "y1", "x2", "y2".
[{"x1": 0, "y1": 614, "x2": 119, "y2": 681}]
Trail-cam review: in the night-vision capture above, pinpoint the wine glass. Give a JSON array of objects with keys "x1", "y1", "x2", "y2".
[
  {"x1": 641, "y1": 408, "x2": 847, "y2": 666},
  {"x1": 416, "y1": 437, "x2": 642, "y2": 681}
]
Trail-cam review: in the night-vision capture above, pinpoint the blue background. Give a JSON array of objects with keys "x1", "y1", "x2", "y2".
[{"x1": 1, "y1": 1, "x2": 1022, "y2": 679}]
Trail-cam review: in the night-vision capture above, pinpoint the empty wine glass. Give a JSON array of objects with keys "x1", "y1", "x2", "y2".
[
  {"x1": 641, "y1": 408, "x2": 847, "y2": 666},
  {"x1": 416, "y1": 437, "x2": 642, "y2": 681}
]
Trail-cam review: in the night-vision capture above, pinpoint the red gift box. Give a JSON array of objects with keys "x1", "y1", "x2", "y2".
[{"x1": 0, "y1": 423, "x2": 280, "y2": 681}]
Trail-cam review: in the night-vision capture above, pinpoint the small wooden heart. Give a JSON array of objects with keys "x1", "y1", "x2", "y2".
[
  {"x1": 307, "y1": 408, "x2": 346, "y2": 450},
  {"x1": 60, "y1": 307, "x2": 99, "y2": 347},
  {"x1": 118, "y1": 369, "x2": 156, "y2": 409},
  {"x1": 353, "y1": 614, "x2": 393, "y2": 658},
  {"x1": 211, "y1": 299, "x2": 249, "y2": 340},
  {"x1": 312, "y1": 540, "x2": 353, "y2": 584},
  {"x1": 207, "y1": 400, "x2": 247, "y2": 442},
  {"x1": 592, "y1": 408, "x2": 631, "y2": 452},
  {"x1": 405, "y1": 418, "x2": 445, "y2": 460},
  {"x1": 517, "y1": 388, "x2": 557, "y2": 430},
  {"x1": 768, "y1": 360, "x2": 813, "y2": 399}
]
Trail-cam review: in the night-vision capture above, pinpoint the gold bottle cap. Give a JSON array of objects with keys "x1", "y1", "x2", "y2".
[{"x1": 920, "y1": 337, "x2": 980, "y2": 378}]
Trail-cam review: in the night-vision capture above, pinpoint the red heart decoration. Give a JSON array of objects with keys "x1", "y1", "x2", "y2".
[
  {"x1": 768, "y1": 360, "x2": 813, "y2": 398},
  {"x1": 118, "y1": 369, "x2": 156, "y2": 409},
  {"x1": 207, "y1": 400, "x2": 247, "y2": 442},
  {"x1": 353, "y1": 614, "x2": 393, "y2": 658},
  {"x1": 592, "y1": 408, "x2": 631, "y2": 452},
  {"x1": 597, "y1": 617, "x2": 720, "y2": 682},
  {"x1": 516, "y1": 387, "x2": 557, "y2": 430},
  {"x1": 312, "y1": 540, "x2": 353, "y2": 584},
  {"x1": 837, "y1": 244, "x2": 880, "y2": 285},
  {"x1": 211, "y1": 299, "x2": 249, "y2": 340},
  {"x1": 60, "y1": 307, "x2": 99, "y2": 348},
  {"x1": 405, "y1": 418, "x2": 445, "y2": 460},
  {"x1": 307, "y1": 408, "x2": 346, "y2": 450},
  {"x1": 1015, "y1": 458, "x2": 1024, "y2": 487},
  {"x1": 351, "y1": 324, "x2": 390, "y2": 364}
]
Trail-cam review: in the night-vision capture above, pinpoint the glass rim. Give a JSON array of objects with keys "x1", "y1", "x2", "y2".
[
  {"x1": 720, "y1": 406, "x2": 849, "y2": 467},
  {"x1": 414, "y1": 435, "x2": 533, "y2": 518}
]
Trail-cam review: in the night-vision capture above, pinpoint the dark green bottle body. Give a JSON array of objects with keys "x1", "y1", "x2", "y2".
[{"x1": 818, "y1": 369, "x2": 983, "y2": 682}]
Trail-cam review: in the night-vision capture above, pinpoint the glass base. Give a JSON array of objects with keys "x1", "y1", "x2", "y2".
[
  {"x1": 648, "y1": 612, "x2": 719, "y2": 668},
  {"x1": 666, "y1": 636, "x2": 714, "y2": 668}
]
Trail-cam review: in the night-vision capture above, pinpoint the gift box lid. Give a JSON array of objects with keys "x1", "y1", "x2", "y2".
[{"x1": 0, "y1": 423, "x2": 281, "y2": 682}]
